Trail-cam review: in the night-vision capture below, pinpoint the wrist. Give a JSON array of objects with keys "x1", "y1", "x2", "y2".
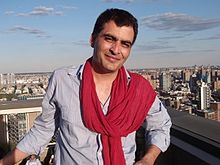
[{"x1": 142, "y1": 145, "x2": 161, "y2": 165}]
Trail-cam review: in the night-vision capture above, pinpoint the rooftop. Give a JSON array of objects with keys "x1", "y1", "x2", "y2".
[
  {"x1": 0, "y1": 99, "x2": 42, "y2": 110},
  {"x1": 168, "y1": 108, "x2": 220, "y2": 146},
  {"x1": 0, "y1": 99, "x2": 220, "y2": 164}
]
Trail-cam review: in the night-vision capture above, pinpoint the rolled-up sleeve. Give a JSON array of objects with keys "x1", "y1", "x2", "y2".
[
  {"x1": 145, "y1": 96, "x2": 172, "y2": 152},
  {"x1": 17, "y1": 72, "x2": 59, "y2": 155}
]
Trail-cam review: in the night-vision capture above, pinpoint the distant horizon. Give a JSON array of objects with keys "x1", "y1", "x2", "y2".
[
  {"x1": 1, "y1": 0, "x2": 220, "y2": 73},
  {"x1": 1, "y1": 64, "x2": 220, "y2": 75}
]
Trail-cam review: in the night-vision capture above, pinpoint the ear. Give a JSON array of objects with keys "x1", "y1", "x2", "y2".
[{"x1": 90, "y1": 34, "x2": 95, "y2": 48}]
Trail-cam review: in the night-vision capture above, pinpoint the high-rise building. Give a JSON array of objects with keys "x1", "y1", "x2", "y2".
[
  {"x1": 159, "y1": 72, "x2": 171, "y2": 91},
  {"x1": 6, "y1": 73, "x2": 15, "y2": 86},
  {"x1": 0, "y1": 100, "x2": 42, "y2": 146},
  {"x1": 210, "y1": 102, "x2": 220, "y2": 122},
  {"x1": 199, "y1": 82, "x2": 211, "y2": 110},
  {"x1": 0, "y1": 99, "x2": 57, "y2": 162},
  {"x1": 182, "y1": 69, "x2": 191, "y2": 82},
  {"x1": 211, "y1": 68, "x2": 220, "y2": 82},
  {"x1": 189, "y1": 73, "x2": 198, "y2": 93},
  {"x1": 213, "y1": 78, "x2": 220, "y2": 90},
  {"x1": 0, "y1": 74, "x2": 3, "y2": 88},
  {"x1": 206, "y1": 69, "x2": 211, "y2": 84}
]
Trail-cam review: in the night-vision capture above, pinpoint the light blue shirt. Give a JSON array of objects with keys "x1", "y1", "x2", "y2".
[{"x1": 17, "y1": 63, "x2": 172, "y2": 165}]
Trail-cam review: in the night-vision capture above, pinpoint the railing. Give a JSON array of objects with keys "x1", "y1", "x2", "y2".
[{"x1": 154, "y1": 108, "x2": 220, "y2": 165}]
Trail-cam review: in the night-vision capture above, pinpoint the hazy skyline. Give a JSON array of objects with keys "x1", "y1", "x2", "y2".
[{"x1": 1, "y1": 0, "x2": 220, "y2": 73}]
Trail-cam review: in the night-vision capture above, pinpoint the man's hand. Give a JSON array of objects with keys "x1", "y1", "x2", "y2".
[
  {"x1": 135, "y1": 145, "x2": 161, "y2": 165},
  {"x1": 135, "y1": 155, "x2": 155, "y2": 165},
  {"x1": 135, "y1": 158, "x2": 152, "y2": 165},
  {"x1": 0, "y1": 148, "x2": 28, "y2": 165}
]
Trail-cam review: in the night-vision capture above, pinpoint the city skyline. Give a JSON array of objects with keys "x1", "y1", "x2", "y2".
[{"x1": 1, "y1": 0, "x2": 220, "y2": 74}]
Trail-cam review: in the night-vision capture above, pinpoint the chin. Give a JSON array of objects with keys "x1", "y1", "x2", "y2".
[{"x1": 107, "y1": 66, "x2": 122, "y2": 73}]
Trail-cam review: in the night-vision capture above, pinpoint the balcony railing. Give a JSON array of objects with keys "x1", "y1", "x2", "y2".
[{"x1": 152, "y1": 108, "x2": 220, "y2": 165}]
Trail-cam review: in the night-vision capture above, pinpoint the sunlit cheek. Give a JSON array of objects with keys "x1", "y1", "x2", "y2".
[
  {"x1": 121, "y1": 49, "x2": 131, "y2": 59},
  {"x1": 103, "y1": 41, "x2": 113, "y2": 50}
]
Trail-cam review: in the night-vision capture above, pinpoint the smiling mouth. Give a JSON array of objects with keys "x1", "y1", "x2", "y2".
[{"x1": 105, "y1": 54, "x2": 120, "y2": 62}]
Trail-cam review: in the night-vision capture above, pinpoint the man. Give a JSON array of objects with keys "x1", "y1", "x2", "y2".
[{"x1": 0, "y1": 8, "x2": 171, "y2": 165}]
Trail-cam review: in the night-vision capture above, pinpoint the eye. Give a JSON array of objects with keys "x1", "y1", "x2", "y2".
[
  {"x1": 121, "y1": 41, "x2": 131, "y2": 48},
  {"x1": 104, "y1": 35, "x2": 114, "y2": 42}
]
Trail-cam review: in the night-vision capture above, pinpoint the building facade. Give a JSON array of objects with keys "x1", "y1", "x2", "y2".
[
  {"x1": 0, "y1": 100, "x2": 42, "y2": 147},
  {"x1": 200, "y1": 82, "x2": 211, "y2": 110}
]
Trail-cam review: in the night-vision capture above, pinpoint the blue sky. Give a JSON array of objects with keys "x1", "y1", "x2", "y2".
[{"x1": 1, "y1": 0, "x2": 220, "y2": 73}]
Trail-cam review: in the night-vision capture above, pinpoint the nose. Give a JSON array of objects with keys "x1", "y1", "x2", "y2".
[{"x1": 110, "y1": 41, "x2": 121, "y2": 55}]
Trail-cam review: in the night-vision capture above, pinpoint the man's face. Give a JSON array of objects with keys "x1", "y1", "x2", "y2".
[{"x1": 90, "y1": 20, "x2": 134, "y2": 73}]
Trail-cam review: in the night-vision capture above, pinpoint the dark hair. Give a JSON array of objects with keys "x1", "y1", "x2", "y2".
[{"x1": 92, "y1": 8, "x2": 138, "y2": 45}]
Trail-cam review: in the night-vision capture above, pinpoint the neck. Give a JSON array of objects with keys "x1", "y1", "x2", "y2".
[
  {"x1": 91, "y1": 60, "x2": 119, "y2": 83},
  {"x1": 92, "y1": 69, "x2": 118, "y2": 83},
  {"x1": 91, "y1": 65, "x2": 119, "y2": 105}
]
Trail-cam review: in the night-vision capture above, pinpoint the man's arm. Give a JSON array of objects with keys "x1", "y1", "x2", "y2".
[
  {"x1": 0, "y1": 148, "x2": 28, "y2": 165},
  {"x1": 135, "y1": 145, "x2": 161, "y2": 165},
  {"x1": 136, "y1": 96, "x2": 172, "y2": 165}
]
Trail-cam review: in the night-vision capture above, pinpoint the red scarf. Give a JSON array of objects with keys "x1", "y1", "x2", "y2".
[{"x1": 80, "y1": 58, "x2": 156, "y2": 165}]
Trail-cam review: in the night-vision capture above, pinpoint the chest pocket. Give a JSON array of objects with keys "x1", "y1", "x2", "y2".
[
  {"x1": 59, "y1": 104, "x2": 94, "y2": 146},
  {"x1": 61, "y1": 105, "x2": 75, "y2": 123}
]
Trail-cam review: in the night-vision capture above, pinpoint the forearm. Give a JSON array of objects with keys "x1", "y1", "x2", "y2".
[
  {"x1": 0, "y1": 147, "x2": 28, "y2": 165},
  {"x1": 145, "y1": 97, "x2": 172, "y2": 152},
  {"x1": 135, "y1": 144, "x2": 161, "y2": 165}
]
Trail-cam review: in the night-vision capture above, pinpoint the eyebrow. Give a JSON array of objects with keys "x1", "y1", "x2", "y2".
[{"x1": 103, "y1": 33, "x2": 133, "y2": 46}]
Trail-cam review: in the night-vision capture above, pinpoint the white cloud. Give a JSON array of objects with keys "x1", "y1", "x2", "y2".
[
  {"x1": 102, "y1": 0, "x2": 163, "y2": 3},
  {"x1": 197, "y1": 34, "x2": 220, "y2": 40},
  {"x1": 72, "y1": 40, "x2": 89, "y2": 46},
  {"x1": 102, "y1": 0, "x2": 134, "y2": 3},
  {"x1": 16, "y1": 6, "x2": 63, "y2": 17},
  {"x1": 156, "y1": 49, "x2": 216, "y2": 55},
  {"x1": 141, "y1": 12, "x2": 220, "y2": 31},
  {"x1": 135, "y1": 43, "x2": 174, "y2": 51},
  {"x1": 8, "y1": 25, "x2": 50, "y2": 38},
  {"x1": 61, "y1": 6, "x2": 78, "y2": 10},
  {"x1": 4, "y1": 11, "x2": 14, "y2": 15}
]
